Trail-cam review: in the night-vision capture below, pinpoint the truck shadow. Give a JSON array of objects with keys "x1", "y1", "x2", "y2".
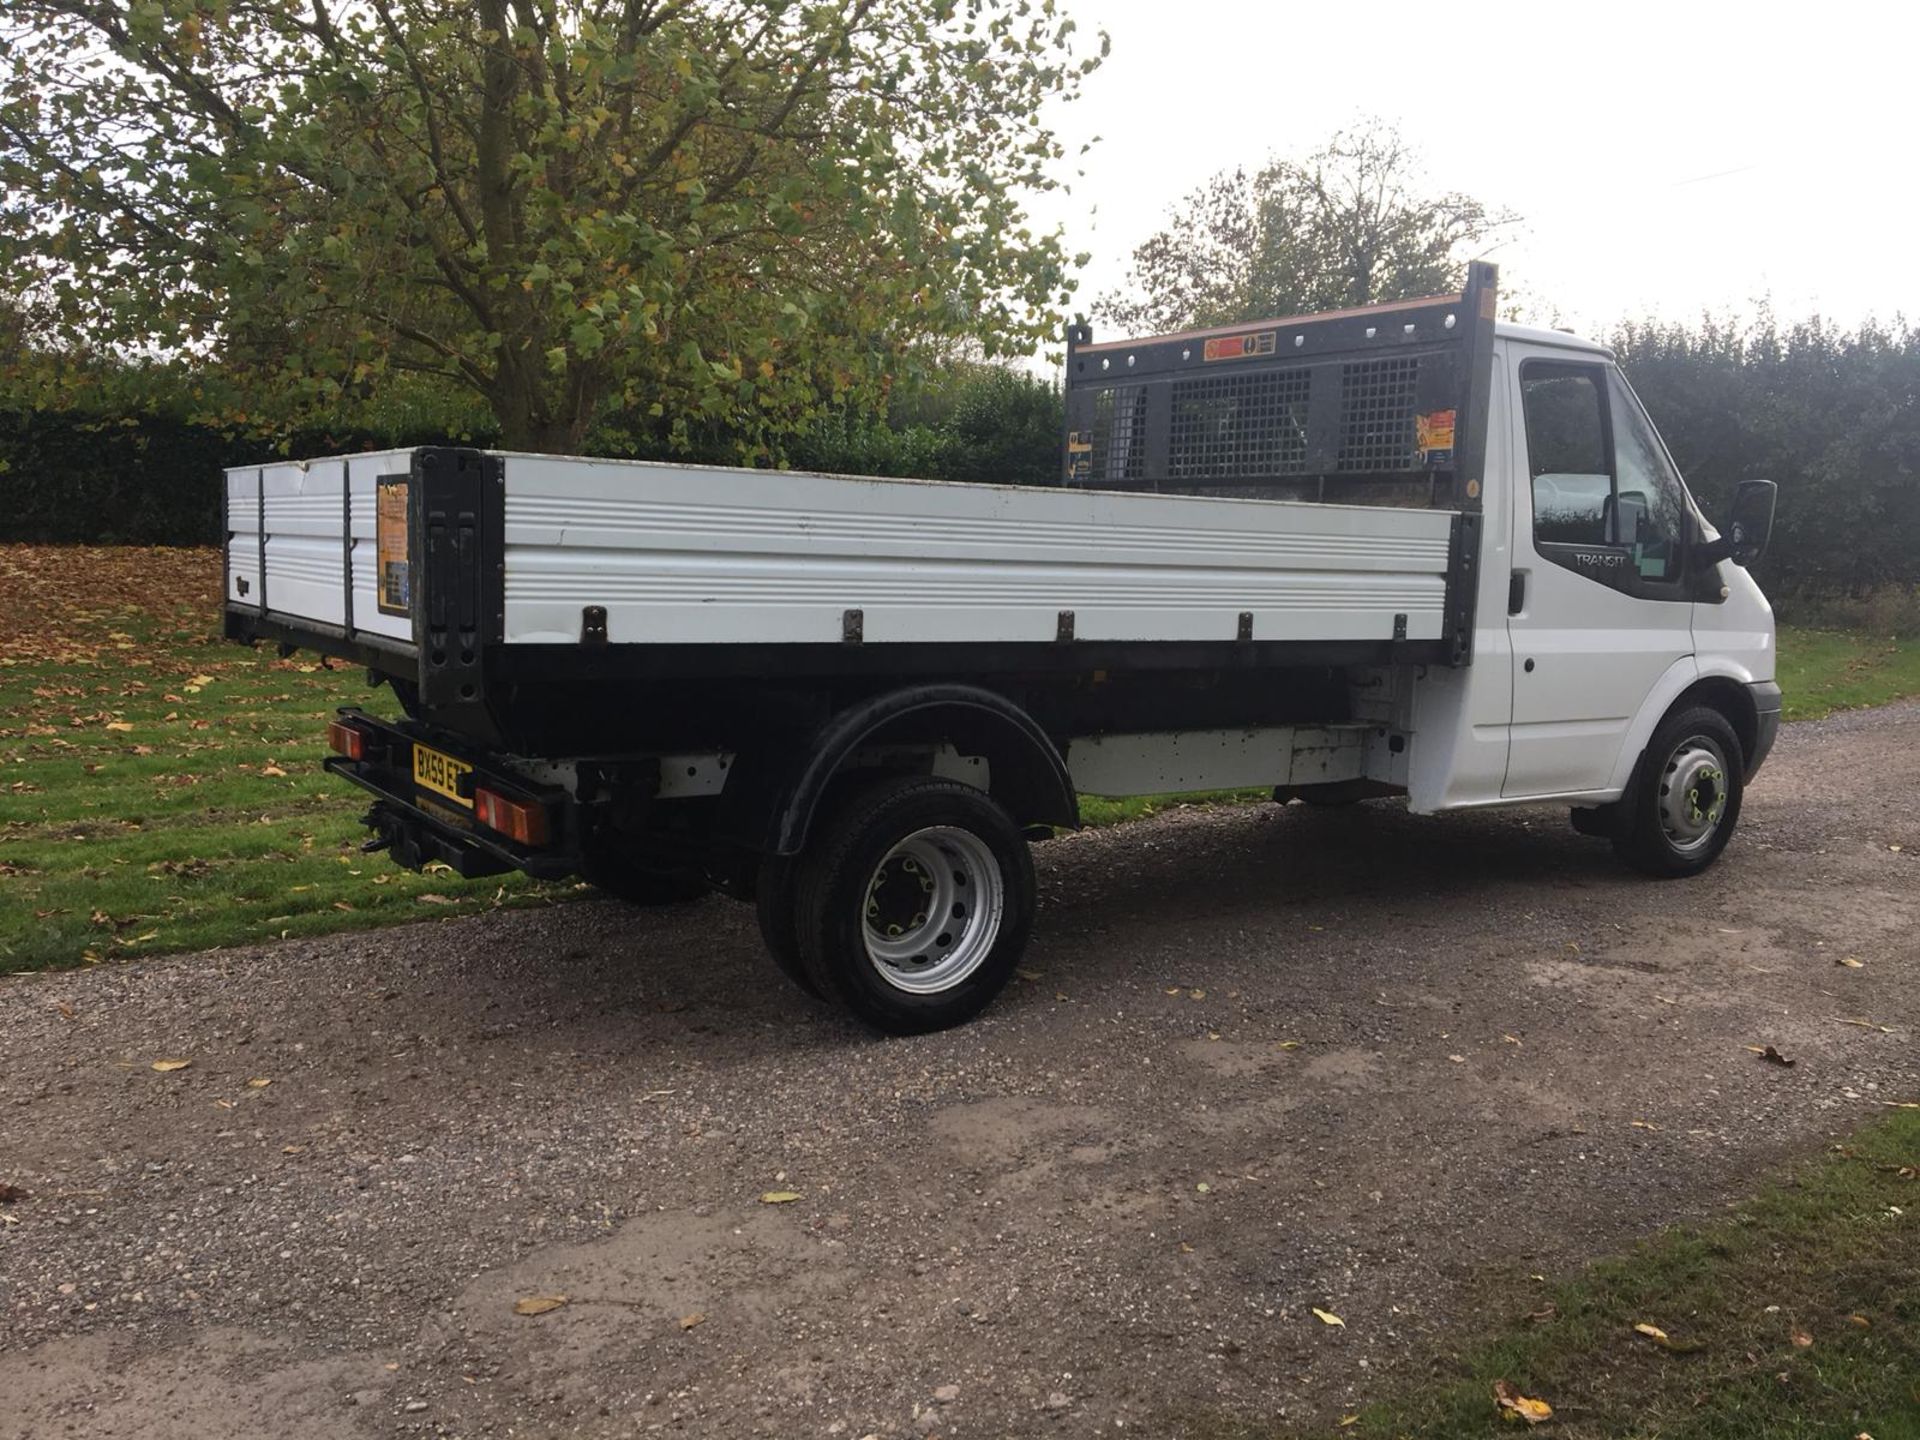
[
  {"x1": 1034, "y1": 797, "x2": 1628, "y2": 933},
  {"x1": 441, "y1": 797, "x2": 1647, "y2": 1053}
]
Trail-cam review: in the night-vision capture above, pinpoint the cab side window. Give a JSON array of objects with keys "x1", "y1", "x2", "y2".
[
  {"x1": 1606, "y1": 371, "x2": 1687, "y2": 583},
  {"x1": 1521, "y1": 366, "x2": 1610, "y2": 545},
  {"x1": 1520, "y1": 360, "x2": 1688, "y2": 588}
]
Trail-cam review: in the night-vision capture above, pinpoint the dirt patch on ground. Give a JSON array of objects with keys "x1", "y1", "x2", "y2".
[{"x1": 2, "y1": 702, "x2": 1917, "y2": 1438}]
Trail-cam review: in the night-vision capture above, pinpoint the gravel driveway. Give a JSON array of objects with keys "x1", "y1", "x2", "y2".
[{"x1": 3, "y1": 701, "x2": 1917, "y2": 1439}]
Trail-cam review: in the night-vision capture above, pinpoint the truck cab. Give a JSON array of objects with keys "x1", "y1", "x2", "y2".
[{"x1": 1409, "y1": 322, "x2": 1778, "y2": 824}]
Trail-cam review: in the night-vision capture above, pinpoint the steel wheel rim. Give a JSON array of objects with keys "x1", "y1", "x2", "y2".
[
  {"x1": 860, "y1": 826, "x2": 1004, "y2": 995},
  {"x1": 1657, "y1": 735, "x2": 1731, "y2": 854}
]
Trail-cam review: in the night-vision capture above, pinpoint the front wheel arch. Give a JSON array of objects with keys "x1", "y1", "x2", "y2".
[{"x1": 1669, "y1": 677, "x2": 1758, "y2": 774}]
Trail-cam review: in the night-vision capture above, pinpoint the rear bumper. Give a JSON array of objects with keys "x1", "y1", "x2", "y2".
[
  {"x1": 325, "y1": 709, "x2": 581, "y2": 880},
  {"x1": 1746, "y1": 680, "x2": 1782, "y2": 779}
]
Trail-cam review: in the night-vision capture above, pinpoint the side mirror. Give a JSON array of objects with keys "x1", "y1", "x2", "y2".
[
  {"x1": 1699, "y1": 479, "x2": 1777, "y2": 569},
  {"x1": 1724, "y1": 479, "x2": 1777, "y2": 567}
]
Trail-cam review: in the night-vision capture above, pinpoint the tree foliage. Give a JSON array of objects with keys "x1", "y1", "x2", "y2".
[
  {"x1": 1097, "y1": 120, "x2": 1515, "y2": 337},
  {"x1": 0, "y1": 0, "x2": 1102, "y2": 452},
  {"x1": 1615, "y1": 311, "x2": 1920, "y2": 597}
]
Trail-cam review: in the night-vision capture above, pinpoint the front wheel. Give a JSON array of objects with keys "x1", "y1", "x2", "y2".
[
  {"x1": 794, "y1": 776, "x2": 1036, "y2": 1034},
  {"x1": 1612, "y1": 705, "x2": 1745, "y2": 878}
]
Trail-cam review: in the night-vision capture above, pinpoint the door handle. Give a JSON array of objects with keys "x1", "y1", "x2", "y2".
[{"x1": 1508, "y1": 572, "x2": 1526, "y2": 615}]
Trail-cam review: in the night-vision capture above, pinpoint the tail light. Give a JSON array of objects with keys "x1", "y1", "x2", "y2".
[
  {"x1": 326, "y1": 719, "x2": 368, "y2": 761},
  {"x1": 474, "y1": 786, "x2": 550, "y2": 847}
]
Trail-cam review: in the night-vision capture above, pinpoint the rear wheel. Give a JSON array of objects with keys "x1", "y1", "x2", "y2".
[
  {"x1": 1613, "y1": 705, "x2": 1745, "y2": 877},
  {"x1": 754, "y1": 854, "x2": 820, "y2": 998},
  {"x1": 794, "y1": 776, "x2": 1035, "y2": 1034}
]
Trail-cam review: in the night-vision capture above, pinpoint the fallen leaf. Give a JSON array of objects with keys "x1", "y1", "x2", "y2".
[
  {"x1": 1634, "y1": 1321, "x2": 1705, "y2": 1353},
  {"x1": 1189, "y1": 988, "x2": 1206, "y2": 1000},
  {"x1": 1838, "y1": 957, "x2": 1865, "y2": 969},
  {"x1": 1526, "y1": 1305, "x2": 1557, "y2": 1323},
  {"x1": 1791, "y1": 1329, "x2": 1813, "y2": 1348},
  {"x1": 247, "y1": 1077, "x2": 272, "y2": 1088},
  {"x1": 0, "y1": 1183, "x2": 26, "y2": 1203},
  {"x1": 679, "y1": 1312, "x2": 705, "y2": 1330},
  {"x1": 1840, "y1": 1018, "x2": 1894, "y2": 1033},
  {"x1": 1014, "y1": 968, "x2": 1043, "y2": 981},
  {"x1": 1503, "y1": 1033, "x2": 1524, "y2": 1046},
  {"x1": 1448, "y1": 1054, "x2": 1467, "y2": 1064},
  {"x1": 1492, "y1": 1380, "x2": 1553, "y2": 1425},
  {"x1": 1311, "y1": 1308, "x2": 1345, "y2": 1328},
  {"x1": 513, "y1": 1295, "x2": 568, "y2": 1317},
  {"x1": 1276, "y1": 1040, "x2": 1302, "y2": 1050},
  {"x1": 105, "y1": 721, "x2": 134, "y2": 733},
  {"x1": 759, "y1": 1190, "x2": 802, "y2": 1204},
  {"x1": 261, "y1": 764, "x2": 287, "y2": 778},
  {"x1": 1756, "y1": 1045, "x2": 1796, "y2": 1068},
  {"x1": 1849, "y1": 1314, "x2": 1871, "y2": 1329},
  {"x1": 150, "y1": 1058, "x2": 191, "y2": 1073},
  {"x1": 1631, "y1": 1119, "x2": 1659, "y2": 1131},
  {"x1": 1195, "y1": 1182, "x2": 1211, "y2": 1194},
  {"x1": 1339, "y1": 1416, "x2": 1359, "y2": 1428},
  {"x1": 416, "y1": 894, "x2": 456, "y2": 906}
]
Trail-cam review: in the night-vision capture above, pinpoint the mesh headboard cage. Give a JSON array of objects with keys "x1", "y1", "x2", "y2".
[{"x1": 1061, "y1": 265, "x2": 1498, "y2": 510}]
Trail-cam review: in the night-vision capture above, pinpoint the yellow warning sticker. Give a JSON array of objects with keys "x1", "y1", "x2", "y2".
[
  {"x1": 375, "y1": 478, "x2": 411, "y2": 616},
  {"x1": 1416, "y1": 409, "x2": 1456, "y2": 465}
]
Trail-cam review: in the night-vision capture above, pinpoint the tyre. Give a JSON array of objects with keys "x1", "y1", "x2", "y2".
[
  {"x1": 580, "y1": 853, "x2": 710, "y2": 907},
  {"x1": 1612, "y1": 705, "x2": 1745, "y2": 878},
  {"x1": 793, "y1": 775, "x2": 1035, "y2": 1035},
  {"x1": 754, "y1": 854, "x2": 821, "y2": 998}
]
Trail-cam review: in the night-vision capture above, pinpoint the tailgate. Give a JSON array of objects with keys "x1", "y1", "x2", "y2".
[{"x1": 224, "y1": 447, "x2": 499, "y2": 708}]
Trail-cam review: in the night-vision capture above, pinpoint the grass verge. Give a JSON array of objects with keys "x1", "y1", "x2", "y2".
[
  {"x1": 0, "y1": 546, "x2": 565, "y2": 975},
  {"x1": 1196, "y1": 1108, "x2": 1920, "y2": 1439},
  {"x1": 1776, "y1": 626, "x2": 1920, "y2": 722}
]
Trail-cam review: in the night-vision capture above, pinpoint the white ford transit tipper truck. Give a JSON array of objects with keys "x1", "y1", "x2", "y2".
[{"x1": 223, "y1": 264, "x2": 1780, "y2": 1033}]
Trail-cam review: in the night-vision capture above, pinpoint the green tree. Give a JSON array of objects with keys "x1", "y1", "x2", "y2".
[
  {"x1": 1615, "y1": 311, "x2": 1920, "y2": 596},
  {"x1": 0, "y1": 0, "x2": 1103, "y2": 453},
  {"x1": 1097, "y1": 120, "x2": 1515, "y2": 336}
]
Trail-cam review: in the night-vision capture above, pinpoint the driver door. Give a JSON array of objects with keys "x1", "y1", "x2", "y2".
[{"x1": 1503, "y1": 355, "x2": 1696, "y2": 798}]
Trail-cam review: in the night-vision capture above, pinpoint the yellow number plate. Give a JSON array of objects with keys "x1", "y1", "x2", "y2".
[{"x1": 412, "y1": 743, "x2": 473, "y2": 808}]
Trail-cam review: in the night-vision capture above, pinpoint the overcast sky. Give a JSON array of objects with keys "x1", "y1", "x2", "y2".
[{"x1": 1027, "y1": 0, "x2": 1914, "y2": 350}]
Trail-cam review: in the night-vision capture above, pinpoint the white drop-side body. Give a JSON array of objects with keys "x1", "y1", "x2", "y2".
[{"x1": 224, "y1": 325, "x2": 1773, "y2": 815}]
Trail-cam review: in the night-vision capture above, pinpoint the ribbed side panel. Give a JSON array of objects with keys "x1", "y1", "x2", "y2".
[
  {"x1": 500, "y1": 455, "x2": 1456, "y2": 647},
  {"x1": 222, "y1": 450, "x2": 416, "y2": 639}
]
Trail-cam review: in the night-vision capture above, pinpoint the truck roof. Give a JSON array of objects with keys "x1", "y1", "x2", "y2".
[{"x1": 1495, "y1": 321, "x2": 1612, "y2": 358}]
